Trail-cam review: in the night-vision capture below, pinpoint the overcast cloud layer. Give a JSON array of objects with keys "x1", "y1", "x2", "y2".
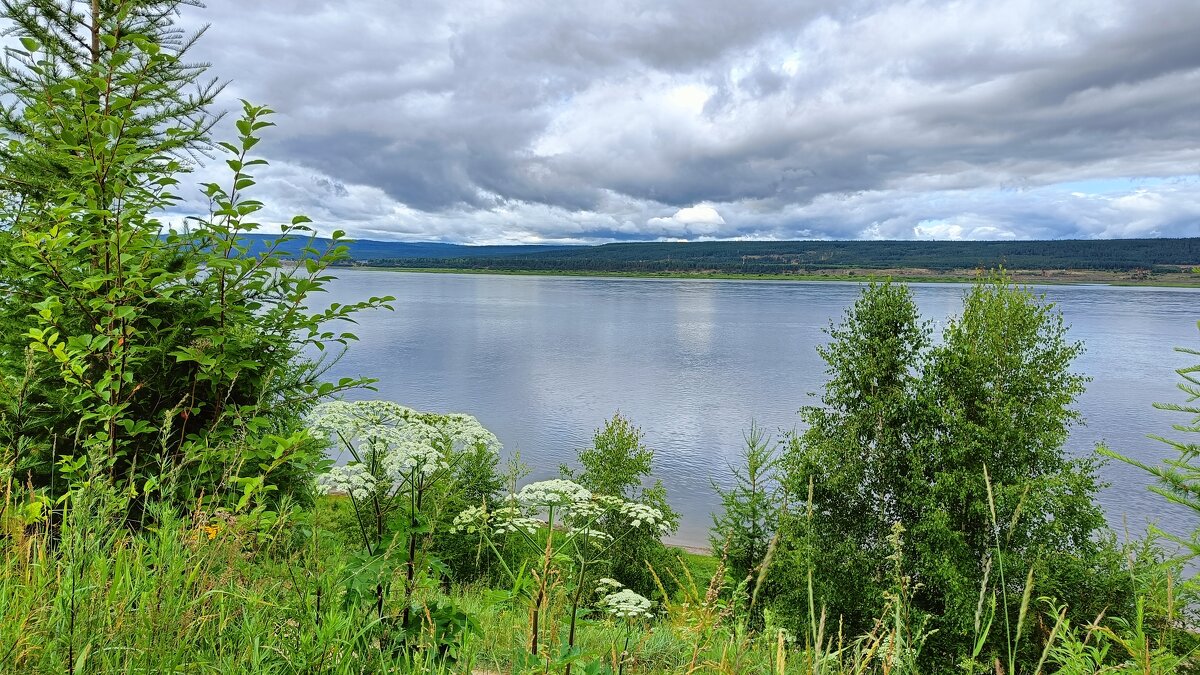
[{"x1": 173, "y1": 0, "x2": 1200, "y2": 243}]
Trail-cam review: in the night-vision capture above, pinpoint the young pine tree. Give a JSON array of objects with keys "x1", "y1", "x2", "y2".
[{"x1": 710, "y1": 421, "x2": 782, "y2": 585}]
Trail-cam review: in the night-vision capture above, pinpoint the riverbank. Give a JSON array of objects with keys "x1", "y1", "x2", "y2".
[{"x1": 347, "y1": 265, "x2": 1200, "y2": 288}]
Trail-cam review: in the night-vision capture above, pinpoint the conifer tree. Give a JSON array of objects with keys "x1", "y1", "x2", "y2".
[
  {"x1": 0, "y1": 0, "x2": 221, "y2": 199},
  {"x1": 710, "y1": 421, "x2": 782, "y2": 585},
  {"x1": 0, "y1": 1, "x2": 388, "y2": 510}
]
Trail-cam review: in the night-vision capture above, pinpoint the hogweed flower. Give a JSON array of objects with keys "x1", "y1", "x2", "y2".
[
  {"x1": 309, "y1": 400, "x2": 500, "y2": 496},
  {"x1": 316, "y1": 463, "x2": 377, "y2": 499},
  {"x1": 514, "y1": 479, "x2": 592, "y2": 508},
  {"x1": 453, "y1": 479, "x2": 671, "y2": 542},
  {"x1": 600, "y1": 587, "x2": 655, "y2": 619},
  {"x1": 595, "y1": 577, "x2": 624, "y2": 594}
]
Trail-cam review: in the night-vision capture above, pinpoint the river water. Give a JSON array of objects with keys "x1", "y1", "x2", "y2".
[{"x1": 321, "y1": 269, "x2": 1199, "y2": 547}]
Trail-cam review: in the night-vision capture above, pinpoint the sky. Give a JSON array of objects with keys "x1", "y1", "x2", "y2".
[{"x1": 172, "y1": 0, "x2": 1200, "y2": 245}]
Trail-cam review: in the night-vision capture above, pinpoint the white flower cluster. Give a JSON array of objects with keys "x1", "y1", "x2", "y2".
[
  {"x1": 316, "y1": 463, "x2": 377, "y2": 500},
  {"x1": 450, "y1": 503, "x2": 540, "y2": 537},
  {"x1": 450, "y1": 505, "x2": 488, "y2": 534},
  {"x1": 434, "y1": 413, "x2": 503, "y2": 454},
  {"x1": 491, "y1": 504, "x2": 542, "y2": 536},
  {"x1": 514, "y1": 479, "x2": 592, "y2": 507},
  {"x1": 595, "y1": 579, "x2": 654, "y2": 619},
  {"x1": 451, "y1": 479, "x2": 671, "y2": 541},
  {"x1": 309, "y1": 400, "x2": 501, "y2": 496},
  {"x1": 568, "y1": 525, "x2": 613, "y2": 542},
  {"x1": 615, "y1": 501, "x2": 669, "y2": 531},
  {"x1": 591, "y1": 494, "x2": 671, "y2": 534}
]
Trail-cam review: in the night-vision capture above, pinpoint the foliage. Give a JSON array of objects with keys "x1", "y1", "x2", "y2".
[
  {"x1": 710, "y1": 421, "x2": 783, "y2": 592},
  {"x1": 362, "y1": 237, "x2": 1200, "y2": 275},
  {"x1": 563, "y1": 412, "x2": 682, "y2": 599},
  {"x1": 453, "y1": 477, "x2": 671, "y2": 669},
  {"x1": 0, "y1": 0, "x2": 223, "y2": 199},
  {"x1": 1100, "y1": 319, "x2": 1200, "y2": 559},
  {"x1": 307, "y1": 399, "x2": 498, "y2": 643},
  {"x1": 0, "y1": 4, "x2": 1196, "y2": 674},
  {"x1": 774, "y1": 276, "x2": 1130, "y2": 668},
  {"x1": 0, "y1": 0, "x2": 390, "y2": 510}
]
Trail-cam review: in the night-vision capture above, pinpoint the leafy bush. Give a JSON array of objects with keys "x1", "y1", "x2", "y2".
[
  {"x1": 774, "y1": 276, "x2": 1130, "y2": 668},
  {"x1": 562, "y1": 412, "x2": 683, "y2": 599},
  {"x1": 0, "y1": 2, "x2": 390, "y2": 511}
]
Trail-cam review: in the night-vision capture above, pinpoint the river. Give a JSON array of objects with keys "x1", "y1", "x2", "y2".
[{"x1": 321, "y1": 269, "x2": 1199, "y2": 547}]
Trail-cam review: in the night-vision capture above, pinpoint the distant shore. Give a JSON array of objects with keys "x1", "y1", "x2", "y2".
[{"x1": 345, "y1": 265, "x2": 1200, "y2": 288}]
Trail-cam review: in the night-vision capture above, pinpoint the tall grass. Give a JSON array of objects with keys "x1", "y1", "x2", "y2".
[{"x1": 1, "y1": 469, "x2": 1194, "y2": 674}]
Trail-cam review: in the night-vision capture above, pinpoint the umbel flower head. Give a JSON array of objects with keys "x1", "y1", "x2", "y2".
[
  {"x1": 595, "y1": 579, "x2": 654, "y2": 619},
  {"x1": 514, "y1": 479, "x2": 592, "y2": 507},
  {"x1": 451, "y1": 479, "x2": 671, "y2": 539},
  {"x1": 310, "y1": 400, "x2": 501, "y2": 497}
]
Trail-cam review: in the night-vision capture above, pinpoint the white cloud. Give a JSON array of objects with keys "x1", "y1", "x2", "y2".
[
  {"x1": 168, "y1": 0, "x2": 1200, "y2": 243},
  {"x1": 646, "y1": 204, "x2": 727, "y2": 236}
]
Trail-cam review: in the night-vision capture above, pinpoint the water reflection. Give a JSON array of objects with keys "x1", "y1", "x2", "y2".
[{"x1": 325, "y1": 271, "x2": 1200, "y2": 547}]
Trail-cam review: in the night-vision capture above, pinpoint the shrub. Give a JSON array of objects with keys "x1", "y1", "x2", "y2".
[
  {"x1": 0, "y1": 0, "x2": 390, "y2": 510},
  {"x1": 774, "y1": 276, "x2": 1130, "y2": 668},
  {"x1": 562, "y1": 412, "x2": 682, "y2": 599}
]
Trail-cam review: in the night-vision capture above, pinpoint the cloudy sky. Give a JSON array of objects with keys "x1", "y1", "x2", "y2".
[{"x1": 173, "y1": 0, "x2": 1200, "y2": 244}]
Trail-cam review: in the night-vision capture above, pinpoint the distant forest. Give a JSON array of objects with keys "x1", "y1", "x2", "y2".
[
  {"x1": 239, "y1": 234, "x2": 1200, "y2": 274},
  {"x1": 314, "y1": 237, "x2": 1200, "y2": 274}
]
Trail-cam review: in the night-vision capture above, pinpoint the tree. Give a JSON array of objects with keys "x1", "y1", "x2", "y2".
[
  {"x1": 0, "y1": 0, "x2": 221, "y2": 199},
  {"x1": 916, "y1": 274, "x2": 1125, "y2": 663},
  {"x1": 775, "y1": 276, "x2": 1128, "y2": 667},
  {"x1": 0, "y1": 0, "x2": 390, "y2": 513},
  {"x1": 774, "y1": 281, "x2": 930, "y2": 632},
  {"x1": 710, "y1": 421, "x2": 782, "y2": 585},
  {"x1": 0, "y1": 0, "x2": 221, "y2": 487},
  {"x1": 562, "y1": 412, "x2": 682, "y2": 598}
]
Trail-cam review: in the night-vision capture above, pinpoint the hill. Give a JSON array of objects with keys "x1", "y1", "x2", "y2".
[
  {"x1": 365, "y1": 238, "x2": 1200, "y2": 274},
  {"x1": 238, "y1": 234, "x2": 1200, "y2": 277}
]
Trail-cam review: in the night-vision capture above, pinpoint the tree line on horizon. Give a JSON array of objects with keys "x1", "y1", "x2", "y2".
[{"x1": 350, "y1": 237, "x2": 1200, "y2": 274}]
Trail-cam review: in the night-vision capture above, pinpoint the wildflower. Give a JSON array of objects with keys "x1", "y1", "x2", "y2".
[
  {"x1": 309, "y1": 400, "x2": 501, "y2": 496},
  {"x1": 514, "y1": 479, "x2": 592, "y2": 507},
  {"x1": 451, "y1": 502, "x2": 540, "y2": 537},
  {"x1": 595, "y1": 577, "x2": 624, "y2": 594},
  {"x1": 451, "y1": 505, "x2": 488, "y2": 534},
  {"x1": 316, "y1": 463, "x2": 377, "y2": 499},
  {"x1": 600, "y1": 587, "x2": 655, "y2": 619},
  {"x1": 569, "y1": 524, "x2": 613, "y2": 543}
]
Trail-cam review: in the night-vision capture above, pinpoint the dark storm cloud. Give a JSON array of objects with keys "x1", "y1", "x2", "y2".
[{"x1": 175, "y1": 0, "x2": 1200, "y2": 243}]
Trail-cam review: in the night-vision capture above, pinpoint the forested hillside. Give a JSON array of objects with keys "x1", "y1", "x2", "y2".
[{"x1": 307, "y1": 237, "x2": 1200, "y2": 273}]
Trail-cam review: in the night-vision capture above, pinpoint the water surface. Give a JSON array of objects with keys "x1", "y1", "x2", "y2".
[{"x1": 323, "y1": 270, "x2": 1199, "y2": 547}]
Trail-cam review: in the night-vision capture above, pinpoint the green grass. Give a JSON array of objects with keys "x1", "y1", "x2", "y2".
[{"x1": 3, "y1": 487, "x2": 1193, "y2": 674}]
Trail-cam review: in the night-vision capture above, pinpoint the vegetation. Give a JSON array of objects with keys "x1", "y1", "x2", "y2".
[
  {"x1": 0, "y1": 1, "x2": 390, "y2": 508},
  {"x1": 1, "y1": 2, "x2": 1199, "y2": 674},
  {"x1": 562, "y1": 412, "x2": 683, "y2": 600},
  {"x1": 353, "y1": 238, "x2": 1200, "y2": 277},
  {"x1": 710, "y1": 422, "x2": 782, "y2": 589},
  {"x1": 770, "y1": 278, "x2": 1136, "y2": 668},
  {"x1": 237, "y1": 233, "x2": 1200, "y2": 281}
]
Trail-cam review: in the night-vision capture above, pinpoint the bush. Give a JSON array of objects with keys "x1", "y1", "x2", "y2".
[
  {"x1": 0, "y1": 1, "x2": 390, "y2": 511},
  {"x1": 562, "y1": 412, "x2": 683, "y2": 599},
  {"x1": 773, "y1": 276, "x2": 1130, "y2": 668}
]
